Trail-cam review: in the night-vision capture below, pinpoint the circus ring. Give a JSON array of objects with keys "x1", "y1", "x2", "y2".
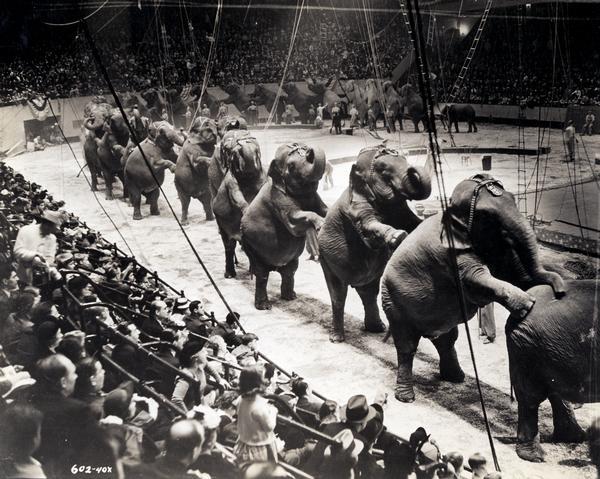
[{"x1": 6, "y1": 122, "x2": 599, "y2": 478}]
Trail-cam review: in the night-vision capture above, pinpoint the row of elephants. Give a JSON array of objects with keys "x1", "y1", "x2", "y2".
[
  {"x1": 80, "y1": 100, "x2": 596, "y2": 464},
  {"x1": 109, "y1": 78, "x2": 477, "y2": 133}
]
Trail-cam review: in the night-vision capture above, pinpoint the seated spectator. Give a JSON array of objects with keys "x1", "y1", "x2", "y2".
[
  {"x1": 213, "y1": 311, "x2": 244, "y2": 347},
  {"x1": 232, "y1": 333, "x2": 259, "y2": 365},
  {"x1": 0, "y1": 404, "x2": 45, "y2": 479},
  {"x1": 1, "y1": 289, "x2": 37, "y2": 356},
  {"x1": 291, "y1": 377, "x2": 323, "y2": 417},
  {"x1": 0, "y1": 263, "x2": 18, "y2": 325},
  {"x1": 128, "y1": 419, "x2": 206, "y2": 479},
  {"x1": 170, "y1": 297, "x2": 190, "y2": 327},
  {"x1": 184, "y1": 300, "x2": 212, "y2": 337},
  {"x1": 73, "y1": 356, "x2": 106, "y2": 419},
  {"x1": 28, "y1": 354, "x2": 99, "y2": 479},
  {"x1": 468, "y1": 452, "x2": 488, "y2": 479},
  {"x1": 234, "y1": 364, "x2": 279, "y2": 464}
]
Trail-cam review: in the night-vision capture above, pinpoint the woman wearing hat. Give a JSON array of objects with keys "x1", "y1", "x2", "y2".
[
  {"x1": 234, "y1": 365, "x2": 279, "y2": 465},
  {"x1": 13, "y1": 209, "x2": 63, "y2": 286}
]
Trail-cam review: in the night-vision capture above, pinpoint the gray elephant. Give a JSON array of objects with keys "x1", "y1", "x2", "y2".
[
  {"x1": 82, "y1": 100, "x2": 130, "y2": 199},
  {"x1": 124, "y1": 121, "x2": 185, "y2": 220},
  {"x1": 282, "y1": 83, "x2": 320, "y2": 124},
  {"x1": 381, "y1": 174, "x2": 565, "y2": 402},
  {"x1": 212, "y1": 131, "x2": 266, "y2": 278},
  {"x1": 241, "y1": 142, "x2": 328, "y2": 310},
  {"x1": 223, "y1": 82, "x2": 252, "y2": 114},
  {"x1": 174, "y1": 117, "x2": 219, "y2": 225},
  {"x1": 383, "y1": 81, "x2": 404, "y2": 133},
  {"x1": 397, "y1": 84, "x2": 427, "y2": 133},
  {"x1": 440, "y1": 104, "x2": 477, "y2": 133},
  {"x1": 506, "y1": 279, "x2": 597, "y2": 462},
  {"x1": 318, "y1": 145, "x2": 431, "y2": 343}
]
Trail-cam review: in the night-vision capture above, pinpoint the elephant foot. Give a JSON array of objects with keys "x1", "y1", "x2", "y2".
[
  {"x1": 281, "y1": 291, "x2": 297, "y2": 301},
  {"x1": 224, "y1": 270, "x2": 237, "y2": 279},
  {"x1": 394, "y1": 384, "x2": 416, "y2": 403},
  {"x1": 150, "y1": 209, "x2": 160, "y2": 216},
  {"x1": 181, "y1": 219, "x2": 189, "y2": 226},
  {"x1": 105, "y1": 194, "x2": 114, "y2": 201},
  {"x1": 329, "y1": 330, "x2": 345, "y2": 343},
  {"x1": 133, "y1": 212, "x2": 143, "y2": 221},
  {"x1": 552, "y1": 422, "x2": 586, "y2": 443},
  {"x1": 145, "y1": 197, "x2": 152, "y2": 204},
  {"x1": 255, "y1": 299, "x2": 272, "y2": 310},
  {"x1": 364, "y1": 317, "x2": 386, "y2": 333},
  {"x1": 516, "y1": 438, "x2": 545, "y2": 463},
  {"x1": 439, "y1": 364, "x2": 465, "y2": 383}
]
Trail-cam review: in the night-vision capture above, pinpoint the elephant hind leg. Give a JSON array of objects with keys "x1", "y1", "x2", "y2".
[
  {"x1": 220, "y1": 231, "x2": 237, "y2": 278},
  {"x1": 356, "y1": 278, "x2": 386, "y2": 334},
  {"x1": 147, "y1": 189, "x2": 160, "y2": 215},
  {"x1": 129, "y1": 185, "x2": 143, "y2": 220},
  {"x1": 176, "y1": 185, "x2": 191, "y2": 225},
  {"x1": 384, "y1": 307, "x2": 420, "y2": 402},
  {"x1": 548, "y1": 394, "x2": 586, "y2": 443},
  {"x1": 279, "y1": 258, "x2": 299, "y2": 301},
  {"x1": 320, "y1": 257, "x2": 349, "y2": 343},
  {"x1": 471, "y1": 121, "x2": 478, "y2": 133},
  {"x1": 200, "y1": 191, "x2": 214, "y2": 221},
  {"x1": 431, "y1": 326, "x2": 464, "y2": 383}
]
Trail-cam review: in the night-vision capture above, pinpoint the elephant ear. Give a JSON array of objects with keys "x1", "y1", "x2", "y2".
[
  {"x1": 348, "y1": 163, "x2": 376, "y2": 204},
  {"x1": 440, "y1": 209, "x2": 471, "y2": 250},
  {"x1": 268, "y1": 157, "x2": 285, "y2": 187}
]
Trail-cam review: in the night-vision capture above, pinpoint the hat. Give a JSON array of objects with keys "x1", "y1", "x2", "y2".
[
  {"x1": 344, "y1": 395, "x2": 377, "y2": 425},
  {"x1": 55, "y1": 252, "x2": 74, "y2": 266},
  {"x1": 323, "y1": 428, "x2": 364, "y2": 461},
  {"x1": 240, "y1": 333, "x2": 258, "y2": 345},
  {"x1": 36, "y1": 320, "x2": 60, "y2": 342},
  {"x1": 104, "y1": 381, "x2": 135, "y2": 418},
  {"x1": 38, "y1": 209, "x2": 63, "y2": 226},
  {"x1": 174, "y1": 297, "x2": 190, "y2": 311}
]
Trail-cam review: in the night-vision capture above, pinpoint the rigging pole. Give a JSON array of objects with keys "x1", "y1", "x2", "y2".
[{"x1": 516, "y1": 6, "x2": 528, "y2": 219}]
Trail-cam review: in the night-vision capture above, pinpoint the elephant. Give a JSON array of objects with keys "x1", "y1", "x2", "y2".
[
  {"x1": 124, "y1": 121, "x2": 186, "y2": 220},
  {"x1": 254, "y1": 84, "x2": 286, "y2": 123},
  {"x1": 306, "y1": 77, "x2": 347, "y2": 118},
  {"x1": 335, "y1": 78, "x2": 368, "y2": 126},
  {"x1": 140, "y1": 88, "x2": 167, "y2": 121},
  {"x1": 440, "y1": 104, "x2": 478, "y2": 133},
  {"x1": 366, "y1": 78, "x2": 386, "y2": 127},
  {"x1": 383, "y1": 81, "x2": 404, "y2": 133},
  {"x1": 397, "y1": 83, "x2": 427, "y2": 133},
  {"x1": 212, "y1": 131, "x2": 266, "y2": 278},
  {"x1": 241, "y1": 142, "x2": 328, "y2": 310},
  {"x1": 223, "y1": 82, "x2": 252, "y2": 114},
  {"x1": 282, "y1": 82, "x2": 321, "y2": 124},
  {"x1": 82, "y1": 101, "x2": 130, "y2": 199},
  {"x1": 216, "y1": 116, "x2": 248, "y2": 140},
  {"x1": 381, "y1": 173, "x2": 566, "y2": 402},
  {"x1": 163, "y1": 87, "x2": 189, "y2": 127},
  {"x1": 506, "y1": 279, "x2": 597, "y2": 462},
  {"x1": 318, "y1": 145, "x2": 431, "y2": 343},
  {"x1": 174, "y1": 116, "x2": 219, "y2": 225}
]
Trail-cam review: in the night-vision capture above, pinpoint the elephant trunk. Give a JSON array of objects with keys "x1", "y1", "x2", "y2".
[
  {"x1": 306, "y1": 147, "x2": 326, "y2": 182},
  {"x1": 401, "y1": 166, "x2": 432, "y2": 201},
  {"x1": 84, "y1": 117, "x2": 100, "y2": 130}
]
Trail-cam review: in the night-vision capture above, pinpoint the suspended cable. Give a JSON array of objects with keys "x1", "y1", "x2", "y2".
[
  {"x1": 40, "y1": 0, "x2": 110, "y2": 27},
  {"x1": 79, "y1": 19, "x2": 245, "y2": 332},
  {"x1": 402, "y1": 0, "x2": 501, "y2": 471}
]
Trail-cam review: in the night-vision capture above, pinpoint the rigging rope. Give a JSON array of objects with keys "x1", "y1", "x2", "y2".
[
  {"x1": 80, "y1": 19, "x2": 245, "y2": 332},
  {"x1": 402, "y1": 0, "x2": 501, "y2": 471}
]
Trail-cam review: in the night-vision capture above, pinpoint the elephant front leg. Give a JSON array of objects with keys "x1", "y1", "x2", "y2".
[
  {"x1": 516, "y1": 400, "x2": 545, "y2": 462},
  {"x1": 179, "y1": 193, "x2": 191, "y2": 225},
  {"x1": 130, "y1": 187, "x2": 143, "y2": 220},
  {"x1": 386, "y1": 312, "x2": 420, "y2": 402},
  {"x1": 356, "y1": 278, "x2": 386, "y2": 333},
  {"x1": 200, "y1": 192, "x2": 214, "y2": 221},
  {"x1": 148, "y1": 189, "x2": 160, "y2": 215},
  {"x1": 454, "y1": 121, "x2": 460, "y2": 133},
  {"x1": 221, "y1": 233, "x2": 237, "y2": 278},
  {"x1": 279, "y1": 258, "x2": 299, "y2": 301},
  {"x1": 413, "y1": 121, "x2": 420, "y2": 133},
  {"x1": 103, "y1": 171, "x2": 114, "y2": 200},
  {"x1": 254, "y1": 266, "x2": 272, "y2": 310},
  {"x1": 321, "y1": 258, "x2": 349, "y2": 343},
  {"x1": 548, "y1": 394, "x2": 586, "y2": 443},
  {"x1": 431, "y1": 327, "x2": 464, "y2": 383}
]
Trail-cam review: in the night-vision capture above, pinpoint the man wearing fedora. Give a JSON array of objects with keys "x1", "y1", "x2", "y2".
[{"x1": 13, "y1": 209, "x2": 63, "y2": 287}]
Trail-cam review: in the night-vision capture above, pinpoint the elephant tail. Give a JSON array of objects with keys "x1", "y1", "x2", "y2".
[{"x1": 382, "y1": 329, "x2": 392, "y2": 343}]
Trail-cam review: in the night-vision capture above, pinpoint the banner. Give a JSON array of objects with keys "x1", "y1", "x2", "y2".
[{"x1": 27, "y1": 97, "x2": 51, "y2": 121}]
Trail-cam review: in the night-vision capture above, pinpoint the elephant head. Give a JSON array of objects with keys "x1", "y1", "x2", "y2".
[
  {"x1": 222, "y1": 131, "x2": 262, "y2": 180},
  {"x1": 349, "y1": 145, "x2": 431, "y2": 205},
  {"x1": 189, "y1": 116, "x2": 218, "y2": 147},
  {"x1": 268, "y1": 142, "x2": 326, "y2": 197},
  {"x1": 105, "y1": 111, "x2": 130, "y2": 147},
  {"x1": 217, "y1": 116, "x2": 248, "y2": 139},
  {"x1": 83, "y1": 102, "x2": 114, "y2": 132},
  {"x1": 148, "y1": 120, "x2": 186, "y2": 153},
  {"x1": 442, "y1": 174, "x2": 565, "y2": 296}
]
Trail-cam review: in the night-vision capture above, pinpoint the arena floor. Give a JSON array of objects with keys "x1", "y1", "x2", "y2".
[{"x1": 7, "y1": 123, "x2": 599, "y2": 479}]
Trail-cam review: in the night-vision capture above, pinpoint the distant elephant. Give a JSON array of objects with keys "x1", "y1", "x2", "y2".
[
  {"x1": 174, "y1": 117, "x2": 219, "y2": 225},
  {"x1": 163, "y1": 87, "x2": 189, "y2": 127},
  {"x1": 254, "y1": 84, "x2": 286, "y2": 124},
  {"x1": 124, "y1": 121, "x2": 185, "y2": 220},
  {"x1": 366, "y1": 79, "x2": 386, "y2": 127},
  {"x1": 383, "y1": 81, "x2": 404, "y2": 133},
  {"x1": 189, "y1": 85, "x2": 221, "y2": 118},
  {"x1": 140, "y1": 88, "x2": 167, "y2": 121},
  {"x1": 381, "y1": 174, "x2": 565, "y2": 402},
  {"x1": 306, "y1": 77, "x2": 347, "y2": 117},
  {"x1": 82, "y1": 101, "x2": 130, "y2": 199},
  {"x1": 506, "y1": 279, "x2": 597, "y2": 463},
  {"x1": 282, "y1": 82, "x2": 320, "y2": 124},
  {"x1": 440, "y1": 104, "x2": 477, "y2": 133},
  {"x1": 335, "y1": 78, "x2": 368, "y2": 126},
  {"x1": 397, "y1": 83, "x2": 427, "y2": 133},
  {"x1": 224, "y1": 82, "x2": 252, "y2": 114},
  {"x1": 212, "y1": 131, "x2": 266, "y2": 278},
  {"x1": 318, "y1": 145, "x2": 431, "y2": 343},
  {"x1": 216, "y1": 116, "x2": 248, "y2": 140},
  {"x1": 241, "y1": 142, "x2": 328, "y2": 310}
]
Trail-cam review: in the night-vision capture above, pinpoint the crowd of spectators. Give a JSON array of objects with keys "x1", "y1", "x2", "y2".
[{"x1": 0, "y1": 161, "x2": 526, "y2": 477}]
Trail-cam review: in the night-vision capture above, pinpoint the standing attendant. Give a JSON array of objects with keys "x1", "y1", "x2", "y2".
[
  {"x1": 349, "y1": 103, "x2": 359, "y2": 128},
  {"x1": 201, "y1": 103, "x2": 211, "y2": 119},
  {"x1": 330, "y1": 102, "x2": 342, "y2": 135},
  {"x1": 478, "y1": 303, "x2": 496, "y2": 344},
  {"x1": 584, "y1": 110, "x2": 595, "y2": 135},
  {"x1": 564, "y1": 120, "x2": 577, "y2": 162},
  {"x1": 316, "y1": 103, "x2": 325, "y2": 128},
  {"x1": 185, "y1": 106, "x2": 192, "y2": 130}
]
